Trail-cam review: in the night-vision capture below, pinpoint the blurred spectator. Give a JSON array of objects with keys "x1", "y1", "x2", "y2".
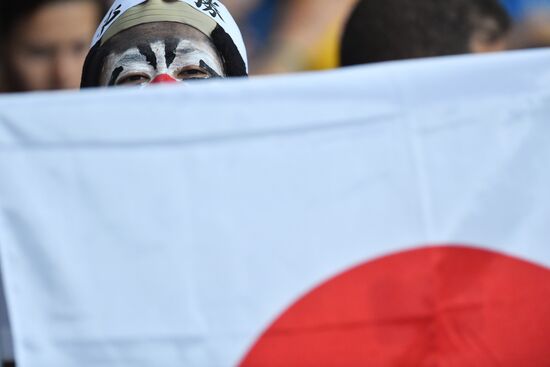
[
  {"x1": 224, "y1": 0, "x2": 356, "y2": 74},
  {"x1": 507, "y1": 10, "x2": 550, "y2": 48},
  {"x1": 255, "y1": 0, "x2": 356, "y2": 74},
  {"x1": 340, "y1": 0, "x2": 511, "y2": 66},
  {"x1": 0, "y1": 0, "x2": 106, "y2": 93},
  {"x1": 502, "y1": 0, "x2": 550, "y2": 49},
  {"x1": 500, "y1": 0, "x2": 550, "y2": 19}
]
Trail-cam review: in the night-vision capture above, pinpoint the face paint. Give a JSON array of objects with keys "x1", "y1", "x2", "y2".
[{"x1": 100, "y1": 38, "x2": 224, "y2": 86}]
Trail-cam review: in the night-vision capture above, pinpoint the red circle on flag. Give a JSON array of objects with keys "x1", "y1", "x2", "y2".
[{"x1": 240, "y1": 246, "x2": 550, "y2": 366}]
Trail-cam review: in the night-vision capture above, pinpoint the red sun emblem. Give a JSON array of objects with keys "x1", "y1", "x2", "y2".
[{"x1": 241, "y1": 246, "x2": 550, "y2": 366}]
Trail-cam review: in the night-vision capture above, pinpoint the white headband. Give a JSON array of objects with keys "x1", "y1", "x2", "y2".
[{"x1": 91, "y1": 0, "x2": 248, "y2": 72}]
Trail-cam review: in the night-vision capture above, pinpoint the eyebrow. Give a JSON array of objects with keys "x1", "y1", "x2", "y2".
[
  {"x1": 175, "y1": 47, "x2": 196, "y2": 55},
  {"x1": 115, "y1": 53, "x2": 145, "y2": 65}
]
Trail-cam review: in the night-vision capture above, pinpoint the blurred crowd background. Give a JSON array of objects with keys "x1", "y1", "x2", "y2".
[{"x1": 1, "y1": 0, "x2": 550, "y2": 93}]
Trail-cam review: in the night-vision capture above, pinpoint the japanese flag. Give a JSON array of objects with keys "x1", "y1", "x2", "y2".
[{"x1": 0, "y1": 49, "x2": 549, "y2": 366}]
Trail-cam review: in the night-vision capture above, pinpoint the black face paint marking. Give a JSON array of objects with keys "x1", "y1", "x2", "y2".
[
  {"x1": 165, "y1": 39, "x2": 178, "y2": 68},
  {"x1": 137, "y1": 44, "x2": 158, "y2": 70},
  {"x1": 101, "y1": 5, "x2": 122, "y2": 34},
  {"x1": 199, "y1": 60, "x2": 221, "y2": 78},
  {"x1": 108, "y1": 66, "x2": 124, "y2": 86}
]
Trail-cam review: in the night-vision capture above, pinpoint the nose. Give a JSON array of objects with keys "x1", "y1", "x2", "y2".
[{"x1": 151, "y1": 74, "x2": 178, "y2": 84}]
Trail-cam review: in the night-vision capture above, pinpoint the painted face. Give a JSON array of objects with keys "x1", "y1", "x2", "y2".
[{"x1": 98, "y1": 23, "x2": 225, "y2": 87}]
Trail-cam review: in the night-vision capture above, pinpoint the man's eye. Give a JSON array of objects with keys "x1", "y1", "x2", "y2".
[
  {"x1": 178, "y1": 68, "x2": 209, "y2": 79},
  {"x1": 116, "y1": 74, "x2": 150, "y2": 85}
]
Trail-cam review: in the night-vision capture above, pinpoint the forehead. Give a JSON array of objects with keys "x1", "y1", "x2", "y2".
[
  {"x1": 102, "y1": 22, "x2": 216, "y2": 55},
  {"x1": 12, "y1": 1, "x2": 100, "y2": 45}
]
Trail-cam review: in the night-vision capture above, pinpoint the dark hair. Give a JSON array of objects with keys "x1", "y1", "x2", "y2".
[{"x1": 340, "y1": 0, "x2": 511, "y2": 66}]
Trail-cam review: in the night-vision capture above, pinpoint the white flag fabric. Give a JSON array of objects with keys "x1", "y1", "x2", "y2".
[{"x1": 0, "y1": 49, "x2": 549, "y2": 366}]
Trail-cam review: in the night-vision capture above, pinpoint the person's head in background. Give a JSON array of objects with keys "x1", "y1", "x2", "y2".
[
  {"x1": 0, "y1": 0, "x2": 106, "y2": 93},
  {"x1": 80, "y1": 0, "x2": 248, "y2": 88},
  {"x1": 340, "y1": 0, "x2": 511, "y2": 66}
]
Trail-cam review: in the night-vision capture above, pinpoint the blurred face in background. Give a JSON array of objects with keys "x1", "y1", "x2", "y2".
[{"x1": 5, "y1": 1, "x2": 101, "y2": 91}]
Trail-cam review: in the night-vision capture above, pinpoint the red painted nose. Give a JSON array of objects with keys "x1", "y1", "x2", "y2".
[{"x1": 151, "y1": 74, "x2": 177, "y2": 84}]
